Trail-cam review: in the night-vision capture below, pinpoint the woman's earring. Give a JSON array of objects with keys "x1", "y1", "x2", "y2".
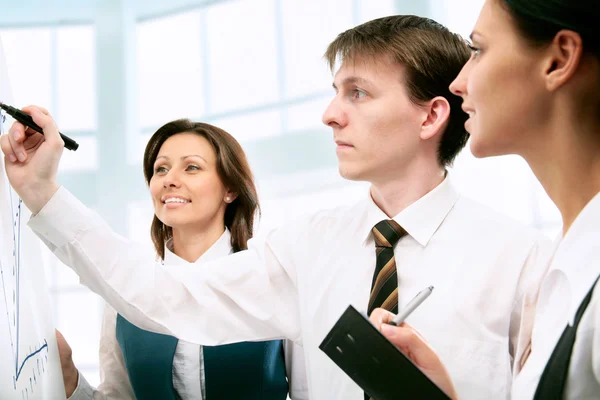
[{"x1": 226, "y1": 196, "x2": 231, "y2": 202}]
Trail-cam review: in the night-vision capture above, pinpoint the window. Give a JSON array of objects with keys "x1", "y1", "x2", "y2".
[
  {"x1": 280, "y1": 0, "x2": 354, "y2": 98},
  {"x1": 137, "y1": 11, "x2": 205, "y2": 127},
  {"x1": 206, "y1": 0, "x2": 279, "y2": 113},
  {"x1": 357, "y1": 0, "x2": 396, "y2": 24},
  {"x1": 56, "y1": 25, "x2": 96, "y2": 131},
  {"x1": 58, "y1": 136, "x2": 98, "y2": 172},
  {"x1": 434, "y1": 0, "x2": 485, "y2": 39},
  {"x1": 212, "y1": 109, "x2": 282, "y2": 142},
  {"x1": 285, "y1": 96, "x2": 331, "y2": 132},
  {"x1": 0, "y1": 28, "x2": 52, "y2": 109}
]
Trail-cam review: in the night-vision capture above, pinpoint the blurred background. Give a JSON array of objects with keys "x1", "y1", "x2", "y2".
[{"x1": 0, "y1": 0, "x2": 560, "y2": 386}]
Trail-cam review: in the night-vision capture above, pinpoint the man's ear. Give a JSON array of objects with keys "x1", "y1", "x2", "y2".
[{"x1": 420, "y1": 96, "x2": 450, "y2": 141}]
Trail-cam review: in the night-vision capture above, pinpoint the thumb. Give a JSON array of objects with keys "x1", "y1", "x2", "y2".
[
  {"x1": 380, "y1": 323, "x2": 429, "y2": 360},
  {"x1": 380, "y1": 323, "x2": 458, "y2": 399},
  {"x1": 381, "y1": 323, "x2": 398, "y2": 339}
]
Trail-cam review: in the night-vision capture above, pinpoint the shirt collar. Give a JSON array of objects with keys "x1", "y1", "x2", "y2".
[
  {"x1": 164, "y1": 228, "x2": 233, "y2": 266},
  {"x1": 550, "y1": 190, "x2": 600, "y2": 324},
  {"x1": 360, "y1": 174, "x2": 459, "y2": 247}
]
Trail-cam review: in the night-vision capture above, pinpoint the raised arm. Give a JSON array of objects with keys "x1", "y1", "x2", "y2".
[
  {"x1": 2, "y1": 106, "x2": 301, "y2": 346},
  {"x1": 31, "y1": 186, "x2": 301, "y2": 345}
]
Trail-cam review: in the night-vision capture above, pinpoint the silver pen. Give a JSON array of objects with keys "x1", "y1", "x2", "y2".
[{"x1": 388, "y1": 286, "x2": 434, "y2": 326}]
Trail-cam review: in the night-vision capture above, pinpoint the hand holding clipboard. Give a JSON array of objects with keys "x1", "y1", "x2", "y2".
[{"x1": 319, "y1": 287, "x2": 457, "y2": 400}]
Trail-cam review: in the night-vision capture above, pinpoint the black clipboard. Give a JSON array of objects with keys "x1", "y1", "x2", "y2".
[{"x1": 319, "y1": 305, "x2": 450, "y2": 400}]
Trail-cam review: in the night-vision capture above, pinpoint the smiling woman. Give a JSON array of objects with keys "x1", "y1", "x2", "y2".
[
  {"x1": 143, "y1": 119, "x2": 259, "y2": 259},
  {"x1": 54, "y1": 119, "x2": 306, "y2": 400}
]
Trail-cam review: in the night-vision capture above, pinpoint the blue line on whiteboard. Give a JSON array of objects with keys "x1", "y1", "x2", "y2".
[
  {"x1": 0, "y1": 257, "x2": 15, "y2": 363},
  {"x1": 0, "y1": 206, "x2": 16, "y2": 364},
  {"x1": 0, "y1": 112, "x2": 49, "y2": 389},
  {"x1": 0, "y1": 109, "x2": 14, "y2": 363},
  {"x1": 14, "y1": 193, "x2": 20, "y2": 377},
  {"x1": 6, "y1": 190, "x2": 49, "y2": 385},
  {"x1": 15, "y1": 340, "x2": 47, "y2": 380}
]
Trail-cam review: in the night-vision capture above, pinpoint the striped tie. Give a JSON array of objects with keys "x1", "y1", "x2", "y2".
[
  {"x1": 365, "y1": 219, "x2": 406, "y2": 400},
  {"x1": 368, "y1": 219, "x2": 406, "y2": 316}
]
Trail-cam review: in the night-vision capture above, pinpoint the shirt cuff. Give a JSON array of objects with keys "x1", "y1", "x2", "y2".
[
  {"x1": 68, "y1": 372, "x2": 95, "y2": 400},
  {"x1": 28, "y1": 186, "x2": 94, "y2": 248}
]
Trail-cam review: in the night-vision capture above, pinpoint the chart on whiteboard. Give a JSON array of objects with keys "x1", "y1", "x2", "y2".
[{"x1": 0, "y1": 37, "x2": 66, "y2": 399}]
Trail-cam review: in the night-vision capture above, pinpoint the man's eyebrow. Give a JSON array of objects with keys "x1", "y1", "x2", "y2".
[
  {"x1": 469, "y1": 30, "x2": 482, "y2": 41},
  {"x1": 332, "y1": 76, "x2": 373, "y2": 90}
]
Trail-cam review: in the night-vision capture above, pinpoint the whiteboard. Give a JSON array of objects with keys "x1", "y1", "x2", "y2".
[{"x1": 0, "y1": 36, "x2": 66, "y2": 400}]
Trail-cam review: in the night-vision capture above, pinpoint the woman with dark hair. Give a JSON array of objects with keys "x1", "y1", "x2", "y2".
[
  {"x1": 370, "y1": 0, "x2": 600, "y2": 398},
  {"x1": 58, "y1": 119, "x2": 307, "y2": 399}
]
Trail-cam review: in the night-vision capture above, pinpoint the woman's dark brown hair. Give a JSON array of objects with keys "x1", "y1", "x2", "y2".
[
  {"x1": 502, "y1": 0, "x2": 599, "y2": 56},
  {"x1": 143, "y1": 119, "x2": 260, "y2": 259}
]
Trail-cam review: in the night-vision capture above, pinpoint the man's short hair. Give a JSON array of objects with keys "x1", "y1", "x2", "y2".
[{"x1": 325, "y1": 15, "x2": 471, "y2": 166}]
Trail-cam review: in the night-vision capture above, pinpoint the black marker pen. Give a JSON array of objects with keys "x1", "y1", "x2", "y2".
[{"x1": 0, "y1": 103, "x2": 79, "y2": 151}]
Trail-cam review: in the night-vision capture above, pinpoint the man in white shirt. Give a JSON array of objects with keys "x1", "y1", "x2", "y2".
[{"x1": 2, "y1": 15, "x2": 549, "y2": 400}]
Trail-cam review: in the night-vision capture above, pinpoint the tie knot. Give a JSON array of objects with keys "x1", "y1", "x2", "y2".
[{"x1": 372, "y1": 219, "x2": 406, "y2": 248}]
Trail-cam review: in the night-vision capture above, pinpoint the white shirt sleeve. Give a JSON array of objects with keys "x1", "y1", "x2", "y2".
[
  {"x1": 283, "y1": 340, "x2": 309, "y2": 400},
  {"x1": 29, "y1": 187, "x2": 302, "y2": 346},
  {"x1": 68, "y1": 373, "x2": 95, "y2": 400},
  {"x1": 68, "y1": 304, "x2": 135, "y2": 400}
]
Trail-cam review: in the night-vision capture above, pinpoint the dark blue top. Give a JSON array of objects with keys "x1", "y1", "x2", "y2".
[{"x1": 116, "y1": 314, "x2": 289, "y2": 400}]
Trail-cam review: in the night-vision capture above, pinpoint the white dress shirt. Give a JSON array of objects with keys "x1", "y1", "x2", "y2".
[
  {"x1": 68, "y1": 230, "x2": 308, "y2": 400},
  {"x1": 512, "y1": 191, "x2": 600, "y2": 399},
  {"x1": 30, "y1": 175, "x2": 548, "y2": 400}
]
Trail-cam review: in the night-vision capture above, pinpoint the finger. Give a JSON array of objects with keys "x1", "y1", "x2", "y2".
[
  {"x1": 23, "y1": 106, "x2": 63, "y2": 148},
  {"x1": 400, "y1": 322, "x2": 428, "y2": 343},
  {"x1": 23, "y1": 105, "x2": 50, "y2": 115},
  {"x1": 9, "y1": 120, "x2": 38, "y2": 140},
  {"x1": 369, "y1": 308, "x2": 396, "y2": 329},
  {"x1": 382, "y1": 323, "x2": 410, "y2": 341},
  {"x1": 7, "y1": 122, "x2": 27, "y2": 162},
  {"x1": 1, "y1": 134, "x2": 17, "y2": 162},
  {"x1": 381, "y1": 324, "x2": 434, "y2": 358}
]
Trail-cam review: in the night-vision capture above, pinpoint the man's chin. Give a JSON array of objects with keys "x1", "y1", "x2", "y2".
[{"x1": 338, "y1": 166, "x2": 366, "y2": 182}]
